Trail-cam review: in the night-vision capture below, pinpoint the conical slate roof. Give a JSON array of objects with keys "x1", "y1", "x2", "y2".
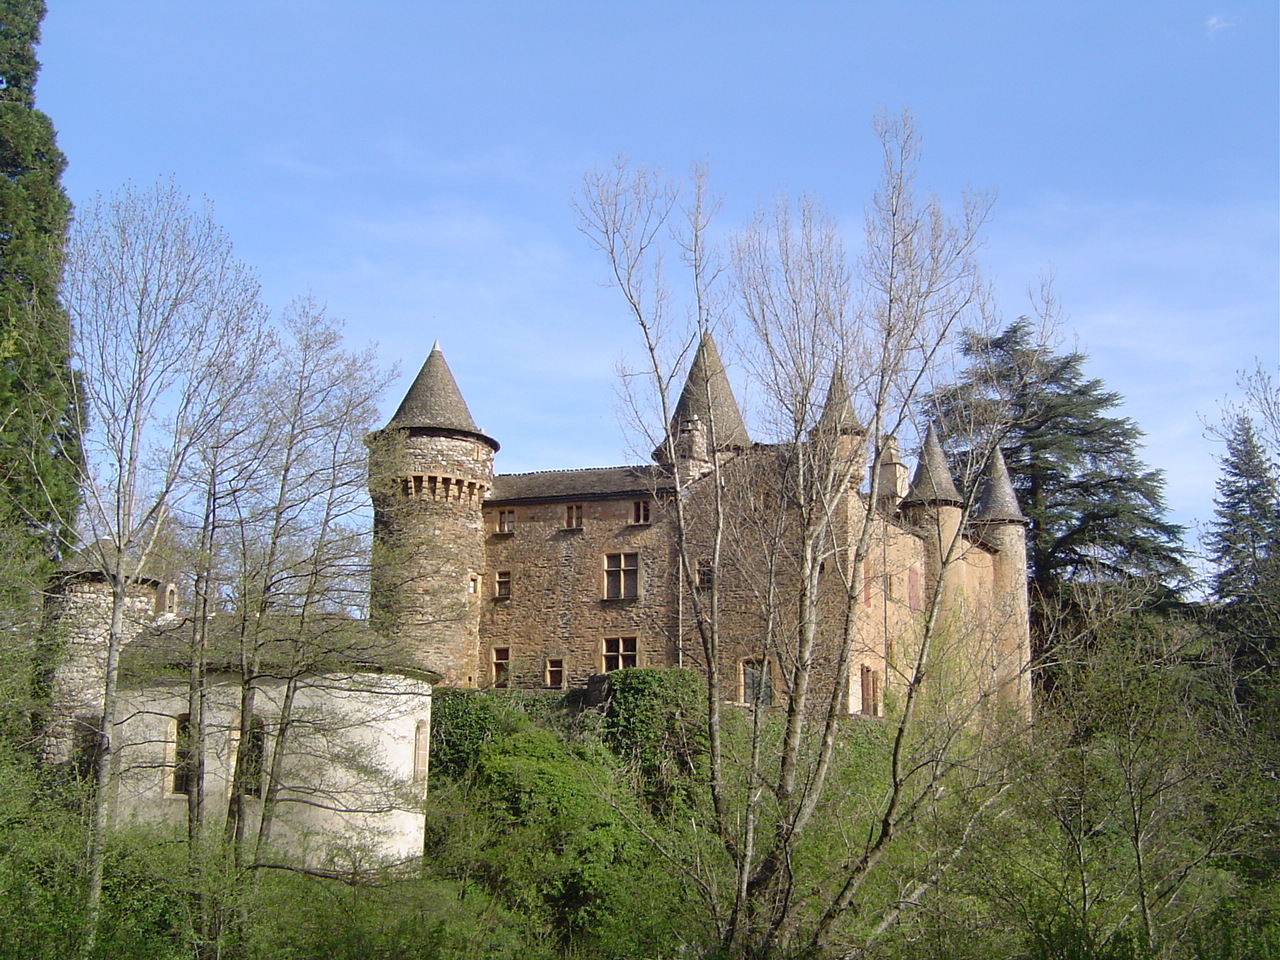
[
  {"x1": 904, "y1": 424, "x2": 962, "y2": 505},
  {"x1": 973, "y1": 446, "x2": 1026, "y2": 523},
  {"x1": 387, "y1": 342, "x2": 482, "y2": 434},
  {"x1": 814, "y1": 366, "x2": 862, "y2": 436},
  {"x1": 671, "y1": 332, "x2": 750, "y2": 449}
]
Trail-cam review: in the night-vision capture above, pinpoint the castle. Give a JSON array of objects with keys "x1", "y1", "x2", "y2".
[
  {"x1": 43, "y1": 332, "x2": 1030, "y2": 865},
  {"x1": 368, "y1": 333, "x2": 1030, "y2": 714}
]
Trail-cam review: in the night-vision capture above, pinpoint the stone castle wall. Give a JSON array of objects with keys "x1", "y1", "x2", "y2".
[
  {"x1": 370, "y1": 429, "x2": 494, "y2": 686},
  {"x1": 479, "y1": 494, "x2": 678, "y2": 689}
]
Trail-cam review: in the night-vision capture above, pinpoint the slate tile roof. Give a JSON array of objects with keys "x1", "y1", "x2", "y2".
[{"x1": 489, "y1": 465, "x2": 669, "y2": 502}]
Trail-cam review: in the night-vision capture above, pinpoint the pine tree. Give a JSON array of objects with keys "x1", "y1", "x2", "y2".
[
  {"x1": 932, "y1": 321, "x2": 1188, "y2": 597},
  {"x1": 0, "y1": 0, "x2": 78, "y2": 555},
  {"x1": 1207, "y1": 415, "x2": 1280, "y2": 673}
]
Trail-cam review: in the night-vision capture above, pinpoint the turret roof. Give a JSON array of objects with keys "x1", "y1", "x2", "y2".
[
  {"x1": 386, "y1": 342, "x2": 484, "y2": 435},
  {"x1": 904, "y1": 424, "x2": 962, "y2": 505},
  {"x1": 973, "y1": 445, "x2": 1026, "y2": 523},
  {"x1": 671, "y1": 332, "x2": 750, "y2": 450},
  {"x1": 814, "y1": 366, "x2": 862, "y2": 436}
]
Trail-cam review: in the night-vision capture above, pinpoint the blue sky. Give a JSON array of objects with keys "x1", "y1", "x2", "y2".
[{"x1": 36, "y1": 1, "x2": 1278, "y2": 560}]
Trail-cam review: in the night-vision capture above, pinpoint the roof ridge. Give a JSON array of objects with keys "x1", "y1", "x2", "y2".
[{"x1": 496, "y1": 464, "x2": 644, "y2": 478}]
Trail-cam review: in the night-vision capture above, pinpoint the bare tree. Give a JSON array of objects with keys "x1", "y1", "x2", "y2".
[
  {"x1": 51, "y1": 178, "x2": 269, "y2": 956},
  {"x1": 579, "y1": 114, "x2": 1036, "y2": 958}
]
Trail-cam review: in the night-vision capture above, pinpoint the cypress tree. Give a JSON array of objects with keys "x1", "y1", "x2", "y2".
[
  {"x1": 1207, "y1": 415, "x2": 1280, "y2": 674},
  {"x1": 0, "y1": 0, "x2": 78, "y2": 555},
  {"x1": 932, "y1": 321, "x2": 1188, "y2": 597}
]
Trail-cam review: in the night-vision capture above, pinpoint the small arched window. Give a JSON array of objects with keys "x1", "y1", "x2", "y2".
[{"x1": 412, "y1": 719, "x2": 430, "y2": 783}]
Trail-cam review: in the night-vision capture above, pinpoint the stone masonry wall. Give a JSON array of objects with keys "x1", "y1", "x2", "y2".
[
  {"x1": 370, "y1": 430, "x2": 493, "y2": 686},
  {"x1": 480, "y1": 494, "x2": 678, "y2": 689}
]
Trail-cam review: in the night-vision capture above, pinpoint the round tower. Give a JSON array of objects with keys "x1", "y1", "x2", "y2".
[
  {"x1": 367, "y1": 343, "x2": 497, "y2": 687},
  {"x1": 901, "y1": 424, "x2": 965, "y2": 607},
  {"x1": 40, "y1": 545, "x2": 167, "y2": 767},
  {"x1": 971, "y1": 445, "x2": 1031, "y2": 711}
]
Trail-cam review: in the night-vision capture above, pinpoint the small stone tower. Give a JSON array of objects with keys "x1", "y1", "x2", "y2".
[
  {"x1": 41, "y1": 546, "x2": 170, "y2": 767},
  {"x1": 972, "y1": 445, "x2": 1031, "y2": 709},
  {"x1": 901, "y1": 424, "x2": 965, "y2": 607},
  {"x1": 367, "y1": 343, "x2": 498, "y2": 687},
  {"x1": 812, "y1": 366, "x2": 866, "y2": 479},
  {"x1": 656, "y1": 332, "x2": 750, "y2": 475}
]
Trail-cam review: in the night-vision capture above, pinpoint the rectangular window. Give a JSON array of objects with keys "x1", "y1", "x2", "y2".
[
  {"x1": 495, "y1": 570, "x2": 512, "y2": 599},
  {"x1": 631, "y1": 500, "x2": 651, "y2": 524},
  {"x1": 546, "y1": 658, "x2": 564, "y2": 689},
  {"x1": 497, "y1": 509, "x2": 515, "y2": 533},
  {"x1": 172, "y1": 713, "x2": 194, "y2": 796},
  {"x1": 492, "y1": 647, "x2": 510, "y2": 688},
  {"x1": 908, "y1": 567, "x2": 923, "y2": 612},
  {"x1": 413, "y1": 719, "x2": 430, "y2": 783},
  {"x1": 604, "y1": 553, "x2": 639, "y2": 599},
  {"x1": 239, "y1": 715, "x2": 265, "y2": 799},
  {"x1": 860, "y1": 665, "x2": 881, "y2": 717},
  {"x1": 742, "y1": 658, "x2": 772, "y2": 707},
  {"x1": 696, "y1": 556, "x2": 715, "y2": 588},
  {"x1": 603, "y1": 637, "x2": 638, "y2": 672},
  {"x1": 565, "y1": 504, "x2": 584, "y2": 529}
]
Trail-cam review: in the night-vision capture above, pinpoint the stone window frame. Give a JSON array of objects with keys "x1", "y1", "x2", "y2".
[
  {"x1": 492, "y1": 647, "x2": 510, "y2": 688},
  {"x1": 565, "y1": 503, "x2": 584, "y2": 530},
  {"x1": 696, "y1": 556, "x2": 715, "y2": 589},
  {"x1": 545, "y1": 658, "x2": 565, "y2": 689},
  {"x1": 741, "y1": 657, "x2": 772, "y2": 707},
  {"x1": 495, "y1": 570, "x2": 512, "y2": 600},
  {"x1": 630, "y1": 499, "x2": 651, "y2": 525},
  {"x1": 603, "y1": 552, "x2": 639, "y2": 600},
  {"x1": 859, "y1": 664, "x2": 881, "y2": 717},
  {"x1": 412, "y1": 719, "x2": 430, "y2": 783},
  {"x1": 496, "y1": 509, "x2": 516, "y2": 534},
  {"x1": 603, "y1": 636, "x2": 638, "y2": 672},
  {"x1": 170, "y1": 713, "x2": 194, "y2": 797}
]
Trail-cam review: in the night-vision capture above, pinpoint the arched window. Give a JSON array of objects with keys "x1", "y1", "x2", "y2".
[
  {"x1": 413, "y1": 719, "x2": 430, "y2": 783},
  {"x1": 172, "y1": 714, "x2": 194, "y2": 796},
  {"x1": 239, "y1": 715, "x2": 266, "y2": 799}
]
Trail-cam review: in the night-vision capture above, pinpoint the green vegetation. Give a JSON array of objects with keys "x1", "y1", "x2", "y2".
[
  {"x1": 0, "y1": 0, "x2": 78, "y2": 557},
  {"x1": 2, "y1": 655, "x2": 1274, "y2": 958},
  {"x1": 932, "y1": 321, "x2": 1189, "y2": 598}
]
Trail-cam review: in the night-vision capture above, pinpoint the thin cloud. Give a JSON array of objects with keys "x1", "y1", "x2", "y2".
[{"x1": 1205, "y1": 15, "x2": 1237, "y2": 35}]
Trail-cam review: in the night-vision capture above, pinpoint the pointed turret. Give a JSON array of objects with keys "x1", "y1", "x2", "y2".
[
  {"x1": 903, "y1": 424, "x2": 962, "y2": 506},
  {"x1": 369, "y1": 342, "x2": 496, "y2": 687},
  {"x1": 971, "y1": 444, "x2": 1031, "y2": 714},
  {"x1": 386, "y1": 342, "x2": 497, "y2": 449},
  {"x1": 813, "y1": 366, "x2": 862, "y2": 437},
  {"x1": 670, "y1": 332, "x2": 749, "y2": 451},
  {"x1": 973, "y1": 446, "x2": 1025, "y2": 523}
]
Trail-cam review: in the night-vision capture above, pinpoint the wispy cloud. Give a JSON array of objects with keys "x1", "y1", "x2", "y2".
[{"x1": 1205, "y1": 15, "x2": 1237, "y2": 36}]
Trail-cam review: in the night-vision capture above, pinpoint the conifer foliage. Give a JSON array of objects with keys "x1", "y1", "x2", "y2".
[
  {"x1": 1207, "y1": 415, "x2": 1280, "y2": 675},
  {"x1": 0, "y1": 0, "x2": 77, "y2": 553},
  {"x1": 933, "y1": 321, "x2": 1187, "y2": 596}
]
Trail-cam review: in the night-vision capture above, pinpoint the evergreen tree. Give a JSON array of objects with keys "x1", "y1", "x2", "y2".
[
  {"x1": 1207, "y1": 415, "x2": 1280, "y2": 674},
  {"x1": 932, "y1": 321, "x2": 1188, "y2": 597},
  {"x1": 0, "y1": 0, "x2": 78, "y2": 555}
]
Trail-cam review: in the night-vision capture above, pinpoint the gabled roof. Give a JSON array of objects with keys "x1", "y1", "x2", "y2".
[
  {"x1": 386, "y1": 342, "x2": 485, "y2": 436},
  {"x1": 973, "y1": 446, "x2": 1026, "y2": 523},
  {"x1": 814, "y1": 366, "x2": 862, "y2": 437},
  {"x1": 904, "y1": 424, "x2": 962, "y2": 505},
  {"x1": 489, "y1": 465, "x2": 668, "y2": 503},
  {"x1": 670, "y1": 332, "x2": 750, "y2": 450}
]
